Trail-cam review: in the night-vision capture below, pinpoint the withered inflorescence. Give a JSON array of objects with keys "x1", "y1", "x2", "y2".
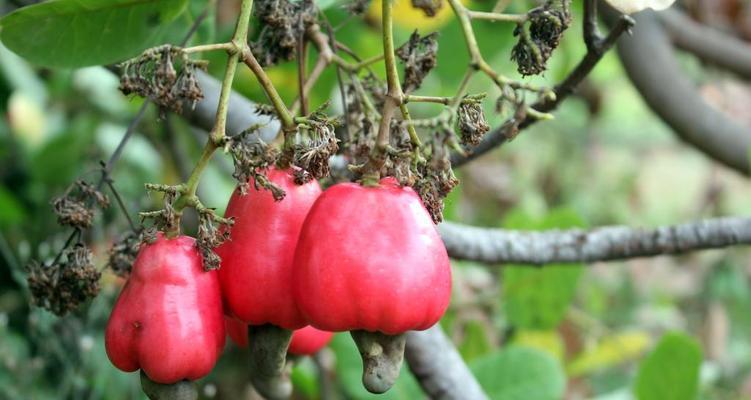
[
  {"x1": 456, "y1": 94, "x2": 490, "y2": 146},
  {"x1": 120, "y1": 45, "x2": 206, "y2": 113},
  {"x1": 52, "y1": 180, "x2": 109, "y2": 230},
  {"x1": 27, "y1": 244, "x2": 101, "y2": 316},
  {"x1": 511, "y1": 0, "x2": 571, "y2": 76},
  {"x1": 396, "y1": 31, "x2": 439, "y2": 93},
  {"x1": 251, "y1": 0, "x2": 318, "y2": 66},
  {"x1": 291, "y1": 104, "x2": 340, "y2": 181},
  {"x1": 227, "y1": 128, "x2": 285, "y2": 200}
]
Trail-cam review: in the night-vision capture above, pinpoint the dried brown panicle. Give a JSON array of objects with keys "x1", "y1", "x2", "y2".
[
  {"x1": 27, "y1": 244, "x2": 101, "y2": 316},
  {"x1": 511, "y1": 0, "x2": 571, "y2": 76},
  {"x1": 107, "y1": 230, "x2": 143, "y2": 278},
  {"x1": 396, "y1": 31, "x2": 439, "y2": 93},
  {"x1": 119, "y1": 45, "x2": 206, "y2": 113},
  {"x1": 140, "y1": 185, "x2": 180, "y2": 233},
  {"x1": 227, "y1": 128, "x2": 284, "y2": 199},
  {"x1": 414, "y1": 132, "x2": 459, "y2": 223},
  {"x1": 385, "y1": 123, "x2": 418, "y2": 187},
  {"x1": 196, "y1": 208, "x2": 233, "y2": 271},
  {"x1": 52, "y1": 180, "x2": 109, "y2": 230},
  {"x1": 251, "y1": 0, "x2": 318, "y2": 66},
  {"x1": 292, "y1": 104, "x2": 340, "y2": 180},
  {"x1": 411, "y1": 0, "x2": 444, "y2": 17},
  {"x1": 457, "y1": 94, "x2": 490, "y2": 146}
]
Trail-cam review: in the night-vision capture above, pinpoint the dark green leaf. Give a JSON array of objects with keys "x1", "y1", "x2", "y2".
[
  {"x1": 459, "y1": 320, "x2": 493, "y2": 362},
  {"x1": 471, "y1": 346, "x2": 566, "y2": 400},
  {"x1": 0, "y1": 186, "x2": 26, "y2": 229},
  {"x1": 634, "y1": 332, "x2": 702, "y2": 400},
  {"x1": 0, "y1": 0, "x2": 188, "y2": 68}
]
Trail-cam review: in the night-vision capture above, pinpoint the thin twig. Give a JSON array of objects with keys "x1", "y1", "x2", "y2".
[{"x1": 451, "y1": 6, "x2": 634, "y2": 167}]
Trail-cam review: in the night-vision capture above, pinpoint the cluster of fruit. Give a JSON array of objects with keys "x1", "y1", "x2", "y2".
[{"x1": 104, "y1": 167, "x2": 451, "y2": 394}]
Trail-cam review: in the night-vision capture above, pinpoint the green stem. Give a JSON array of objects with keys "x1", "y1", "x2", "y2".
[
  {"x1": 404, "y1": 95, "x2": 452, "y2": 105},
  {"x1": 182, "y1": 42, "x2": 235, "y2": 54},
  {"x1": 241, "y1": 48, "x2": 295, "y2": 131},
  {"x1": 466, "y1": 10, "x2": 527, "y2": 23},
  {"x1": 170, "y1": 0, "x2": 255, "y2": 228}
]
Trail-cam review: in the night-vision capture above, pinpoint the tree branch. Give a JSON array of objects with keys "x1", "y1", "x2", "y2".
[
  {"x1": 659, "y1": 9, "x2": 751, "y2": 81},
  {"x1": 614, "y1": 10, "x2": 751, "y2": 175},
  {"x1": 439, "y1": 216, "x2": 751, "y2": 265},
  {"x1": 451, "y1": 4, "x2": 634, "y2": 167},
  {"x1": 405, "y1": 326, "x2": 488, "y2": 400}
]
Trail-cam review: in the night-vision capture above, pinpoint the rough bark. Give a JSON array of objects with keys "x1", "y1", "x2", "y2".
[{"x1": 439, "y1": 217, "x2": 751, "y2": 265}]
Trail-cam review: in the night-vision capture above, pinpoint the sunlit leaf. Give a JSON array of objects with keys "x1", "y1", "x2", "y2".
[
  {"x1": 0, "y1": 0, "x2": 188, "y2": 68},
  {"x1": 634, "y1": 332, "x2": 702, "y2": 400},
  {"x1": 567, "y1": 331, "x2": 651, "y2": 377},
  {"x1": 471, "y1": 346, "x2": 566, "y2": 400},
  {"x1": 502, "y1": 208, "x2": 586, "y2": 330}
]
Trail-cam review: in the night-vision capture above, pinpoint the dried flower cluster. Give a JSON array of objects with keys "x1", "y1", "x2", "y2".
[
  {"x1": 52, "y1": 180, "x2": 109, "y2": 230},
  {"x1": 120, "y1": 45, "x2": 206, "y2": 113},
  {"x1": 227, "y1": 128, "x2": 285, "y2": 200},
  {"x1": 106, "y1": 230, "x2": 144, "y2": 278},
  {"x1": 396, "y1": 31, "x2": 439, "y2": 93},
  {"x1": 196, "y1": 207, "x2": 233, "y2": 271},
  {"x1": 27, "y1": 244, "x2": 101, "y2": 316},
  {"x1": 252, "y1": 0, "x2": 318, "y2": 66},
  {"x1": 457, "y1": 94, "x2": 490, "y2": 146},
  {"x1": 292, "y1": 104, "x2": 340, "y2": 181},
  {"x1": 511, "y1": 0, "x2": 571, "y2": 76},
  {"x1": 415, "y1": 133, "x2": 459, "y2": 223}
]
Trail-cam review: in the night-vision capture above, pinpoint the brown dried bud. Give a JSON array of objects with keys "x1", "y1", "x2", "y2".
[
  {"x1": 396, "y1": 31, "x2": 439, "y2": 93},
  {"x1": 457, "y1": 94, "x2": 490, "y2": 146},
  {"x1": 292, "y1": 104, "x2": 340, "y2": 180},
  {"x1": 511, "y1": 0, "x2": 571, "y2": 76}
]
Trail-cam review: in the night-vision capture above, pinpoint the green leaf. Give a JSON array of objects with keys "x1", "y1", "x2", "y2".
[
  {"x1": 0, "y1": 186, "x2": 26, "y2": 229},
  {"x1": 502, "y1": 208, "x2": 586, "y2": 329},
  {"x1": 291, "y1": 358, "x2": 320, "y2": 398},
  {"x1": 634, "y1": 332, "x2": 702, "y2": 400},
  {"x1": 0, "y1": 0, "x2": 188, "y2": 68},
  {"x1": 458, "y1": 320, "x2": 493, "y2": 362},
  {"x1": 471, "y1": 346, "x2": 566, "y2": 400}
]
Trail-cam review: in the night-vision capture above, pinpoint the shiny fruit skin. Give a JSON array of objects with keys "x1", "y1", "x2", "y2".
[
  {"x1": 105, "y1": 234, "x2": 225, "y2": 384},
  {"x1": 292, "y1": 177, "x2": 452, "y2": 335},
  {"x1": 217, "y1": 168, "x2": 322, "y2": 329},
  {"x1": 225, "y1": 317, "x2": 333, "y2": 356}
]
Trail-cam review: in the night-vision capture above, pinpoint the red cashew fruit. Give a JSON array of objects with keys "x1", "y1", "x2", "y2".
[
  {"x1": 292, "y1": 177, "x2": 451, "y2": 333},
  {"x1": 217, "y1": 167, "x2": 322, "y2": 329},
  {"x1": 225, "y1": 317, "x2": 333, "y2": 356},
  {"x1": 105, "y1": 234, "x2": 225, "y2": 384},
  {"x1": 291, "y1": 177, "x2": 451, "y2": 393}
]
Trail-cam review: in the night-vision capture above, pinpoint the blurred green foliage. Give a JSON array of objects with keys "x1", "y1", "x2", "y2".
[{"x1": 1, "y1": 0, "x2": 750, "y2": 399}]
